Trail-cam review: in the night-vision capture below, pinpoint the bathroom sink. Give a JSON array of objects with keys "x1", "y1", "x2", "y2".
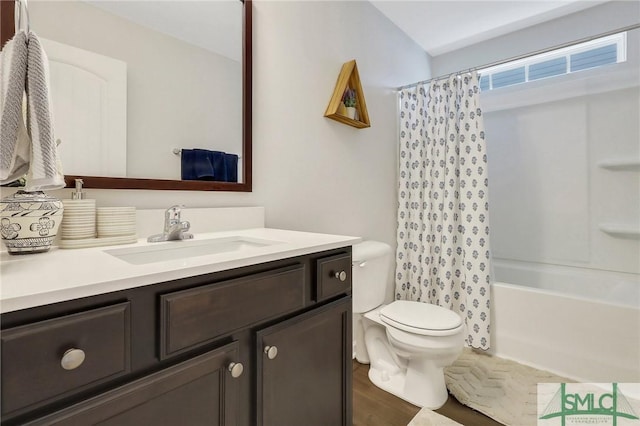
[{"x1": 105, "y1": 236, "x2": 283, "y2": 265}]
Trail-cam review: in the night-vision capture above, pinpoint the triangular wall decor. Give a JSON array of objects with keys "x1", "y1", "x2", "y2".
[{"x1": 324, "y1": 60, "x2": 370, "y2": 129}]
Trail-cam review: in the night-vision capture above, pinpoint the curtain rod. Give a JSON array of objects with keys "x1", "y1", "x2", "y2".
[{"x1": 397, "y1": 23, "x2": 640, "y2": 91}]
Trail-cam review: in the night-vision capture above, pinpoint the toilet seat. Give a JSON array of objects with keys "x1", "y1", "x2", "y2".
[{"x1": 380, "y1": 301, "x2": 463, "y2": 337}]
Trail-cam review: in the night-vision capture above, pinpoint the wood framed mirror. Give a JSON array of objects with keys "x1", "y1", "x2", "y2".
[{"x1": 0, "y1": 0, "x2": 252, "y2": 192}]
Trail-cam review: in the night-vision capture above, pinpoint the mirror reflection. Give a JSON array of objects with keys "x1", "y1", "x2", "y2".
[{"x1": 29, "y1": 0, "x2": 244, "y2": 183}]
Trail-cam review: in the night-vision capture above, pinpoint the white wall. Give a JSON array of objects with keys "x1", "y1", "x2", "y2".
[
  {"x1": 251, "y1": 0, "x2": 430, "y2": 245},
  {"x1": 21, "y1": 1, "x2": 430, "y2": 249}
]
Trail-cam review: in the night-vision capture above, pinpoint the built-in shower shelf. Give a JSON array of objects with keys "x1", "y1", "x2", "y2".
[
  {"x1": 599, "y1": 224, "x2": 640, "y2": 239},
  {"x1": 598, "y1": 159, "x2": 640, "y2": 171}
]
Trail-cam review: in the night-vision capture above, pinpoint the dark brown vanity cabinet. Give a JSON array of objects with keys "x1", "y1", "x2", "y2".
[{"x1": 0, "y1": 247, "x2": 353, "y2": 425}]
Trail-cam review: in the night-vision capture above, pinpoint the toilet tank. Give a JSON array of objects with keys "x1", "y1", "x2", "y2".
[{"x1": 352, "y1": 241, "x2": 393, "y2": 314}]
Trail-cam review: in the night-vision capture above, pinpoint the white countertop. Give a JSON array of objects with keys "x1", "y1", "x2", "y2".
[{"x1": 0, "y1": 228, "x2": 360, "y2": 314}]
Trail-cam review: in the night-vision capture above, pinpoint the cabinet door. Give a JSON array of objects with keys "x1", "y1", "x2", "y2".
[
  {"x1": 26, "y1": 342, "x2": 242, "y2": 426},
  {"x1": 256, "y1": 297, "x2": 352, "y2": 426}
]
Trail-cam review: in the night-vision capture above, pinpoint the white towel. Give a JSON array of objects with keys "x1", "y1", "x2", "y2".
[
  {"x1": 24, "y1": 31, "x2": 64, "y2": 191},
  {"x1": 0, "y1": 31, "x2": 30, "y2": 184}
]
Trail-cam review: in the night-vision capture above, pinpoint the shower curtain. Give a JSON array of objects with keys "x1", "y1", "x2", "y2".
[{"x1": 396, "y1": 72, "x2": 491, "y2": 350}]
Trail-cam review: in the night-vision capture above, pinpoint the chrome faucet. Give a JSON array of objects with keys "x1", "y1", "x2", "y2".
[{"x1": 147, "y1": 205, "x2": 194, "y2": 242}]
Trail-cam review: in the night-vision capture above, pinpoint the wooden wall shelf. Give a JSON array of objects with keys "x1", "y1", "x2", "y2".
[{"x1": 324, "y1": 60, "x2": 370, "y2": 129}]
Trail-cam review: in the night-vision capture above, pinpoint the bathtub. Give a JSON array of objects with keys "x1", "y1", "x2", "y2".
[{"x1": 490, "y1": 259, "x2": 640, "y2": 382}]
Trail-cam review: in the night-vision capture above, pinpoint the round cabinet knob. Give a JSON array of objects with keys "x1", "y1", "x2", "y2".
[
  {"x1": 264, "y1": 345, "x2": 278, "y2": 360},
  {"x1": 334, "y1": 270, "x2": 347, "y2": 282},
  {"x1": 228, "y1": 362, "x2": 244, "y2": 378},
  {"x1": 61, "y1": 348, "x2": 85, "y2": 370}
]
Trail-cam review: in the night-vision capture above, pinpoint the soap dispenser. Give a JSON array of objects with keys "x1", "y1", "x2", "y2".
[
  {"x1": 60, "y1": 179, "x2": 97, "y2": 240},
  {"x1": 71, "y1": 178, "x2": 86, "y2": 200}
]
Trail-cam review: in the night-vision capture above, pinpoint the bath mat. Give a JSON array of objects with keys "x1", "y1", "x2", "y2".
[
  {"x1": 444, "y1": 349, "x2": 569, "y2": 426},
  {"x1": 408, "y1": 408, "x2": 463, "y2": 426}
]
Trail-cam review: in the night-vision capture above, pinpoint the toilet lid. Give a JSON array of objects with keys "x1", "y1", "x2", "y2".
[{"x1": 380, "y1": 301, "x2": 463, "y2": 335}]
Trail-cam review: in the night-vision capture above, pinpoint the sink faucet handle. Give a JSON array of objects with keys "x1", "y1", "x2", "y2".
[
  {"x1": 165, "y1": 204, "x2": 185, "y2": 220},
  {"x1": 164, "y1": 205, "x2": 186, "y2": 232}
]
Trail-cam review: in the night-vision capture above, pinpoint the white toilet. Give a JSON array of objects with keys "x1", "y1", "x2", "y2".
[{"x1": 352, "y1": 241, "x2": 465, "y2": 409}]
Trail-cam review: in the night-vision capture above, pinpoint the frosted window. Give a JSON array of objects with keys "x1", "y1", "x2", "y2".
[
  {"x1": 479, "y1": 33, "x2": 625, "y2": 92},
  {"x1": 492, "y1": 67, "x2": 525, "y2": 89},
  {"x1": 570, "y1": 44, "x2": 618, "y2": 72},
  {"x1": 529, "y1": 57, "x2": 567, "y2": 80},
  {"x1": 479, "y1": 74, "x2": 491, "y2": 91}
]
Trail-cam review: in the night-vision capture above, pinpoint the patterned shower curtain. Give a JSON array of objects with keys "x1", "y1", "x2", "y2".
[{"x1": 395, "y1": 72, "x2": 491, "y2": 350}]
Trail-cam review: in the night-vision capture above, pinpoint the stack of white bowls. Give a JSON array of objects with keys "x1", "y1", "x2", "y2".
[
  {"x1": 60, "y1": 200, "x2": 96, "y2": 240},
  {"x1": 97, "y1": 207, "x2": 136, "y2": 238}
]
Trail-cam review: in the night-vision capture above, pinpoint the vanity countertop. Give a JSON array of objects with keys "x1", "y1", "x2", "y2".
[{"x1": 0, "y1": 228, "x2": 360, "y2": 314}]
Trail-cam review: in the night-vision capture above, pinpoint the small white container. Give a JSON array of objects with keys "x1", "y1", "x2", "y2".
[
  {"x1": 96, "y1": 207, "x2": 136, "y2": 238},
  {"x1": 61, "y1": 199, "x2": 96, "y2": 240}
]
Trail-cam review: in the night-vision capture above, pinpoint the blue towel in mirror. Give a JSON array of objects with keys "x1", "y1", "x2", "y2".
[
  {"x1": 208, "y1": 150, "x2": 226, "y2": 180},
  {"x1": 224, "y1": 154, "x2": 238, "y2": 183},
  {"x1": 180, "y1": 149, "x2": 197, "y2": 180},
  {"x1": 194, "y1": 149, "x2": 217, "y2": 180},
  {"x1": 181, "y1": 149, "x2": 237, "y2": 182},
  {"x1": 181, "y1": 149, "x2": 214, "y2": 180}
]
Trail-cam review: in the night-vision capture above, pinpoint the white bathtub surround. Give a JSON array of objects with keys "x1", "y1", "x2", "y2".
[
  {"x1": 396, "y1": 72, "x2": 491, "y2": 350},
  {"x1": 485, "y1": 85, "x2": 640, "y2": 276},
  {"x1": 475, "y1": 43, "x2": 639, "y2": 380},
  {"x1": 493, "y1": 258, "x2": 640, "y2": 308},
  {"x1": 480, "y1": 54, "x2": 640, "y2": 382}
]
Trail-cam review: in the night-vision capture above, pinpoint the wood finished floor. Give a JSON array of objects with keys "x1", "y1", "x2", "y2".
[{"x1": 353, "y1": 360, "x2": 504, "y2": 426}]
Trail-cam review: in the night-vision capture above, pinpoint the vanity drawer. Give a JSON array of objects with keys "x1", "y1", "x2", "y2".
[
  {"x1": 1, "y1": 302, "x2": 131, "y2": 417},
  {"x1": 160, "y1": 264, "x2": 305, "y2": 358},
  {"x1": 316, "y1": 253, "x2": 352, "y2": 301}
]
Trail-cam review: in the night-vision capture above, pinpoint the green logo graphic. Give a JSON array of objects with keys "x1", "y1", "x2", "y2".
[{"x1": 539, "y1": 383, "x2": 639, "y2": 426}]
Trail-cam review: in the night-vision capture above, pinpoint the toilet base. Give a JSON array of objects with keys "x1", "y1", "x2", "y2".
[{"x1": 367, "y1": 357, "x2": 449, "y2": 409}]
